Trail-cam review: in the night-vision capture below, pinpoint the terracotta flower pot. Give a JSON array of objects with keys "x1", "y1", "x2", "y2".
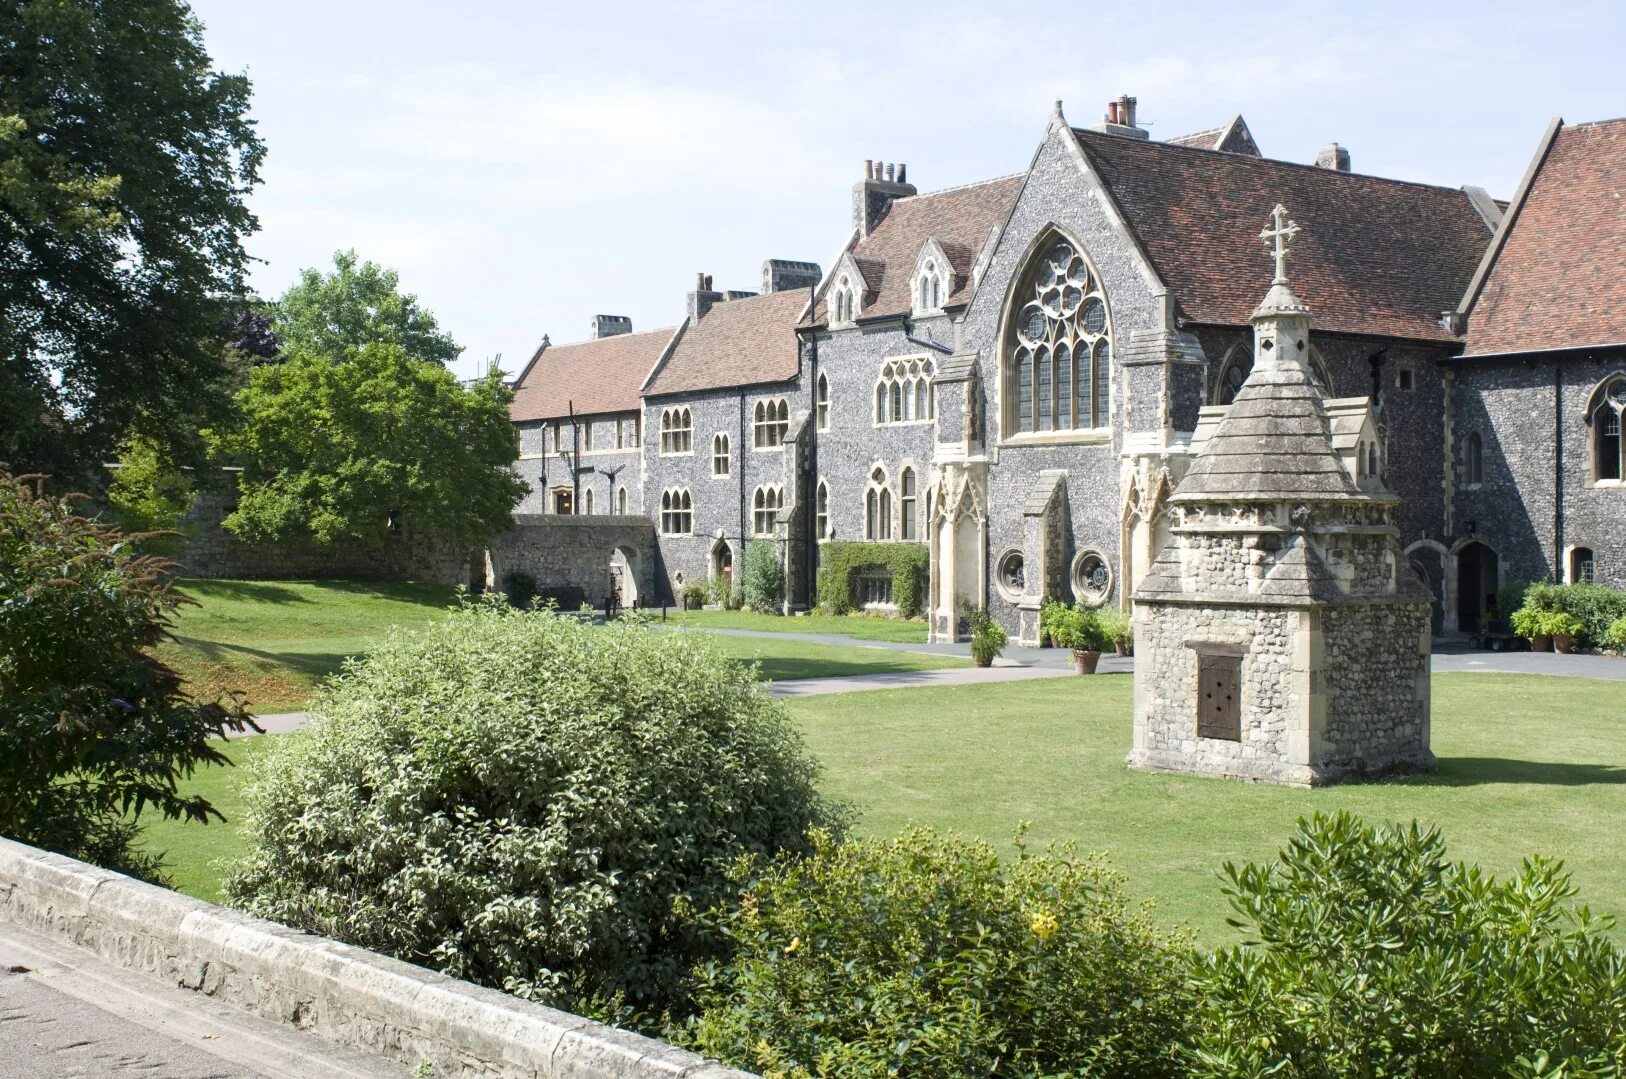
[
  {"x1": 1531, "y1": 634, "x2": 1552, "y2": 652},
  {"x1": 1073, "y1": 649, "x2": 1101, "y2": 675},
  {"x1": 1553, "y1": 635, "x2": 1577, "y2": 654}
]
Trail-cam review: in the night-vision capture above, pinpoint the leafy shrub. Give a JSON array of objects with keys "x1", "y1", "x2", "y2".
[
  {"x1": 741, "y1": 539, "x2": 783, "y2": 614},
  {"x1": 1051, "y1": 606, "x2": 1112, "y2": 652},
  {"x1": 1543, "y1": 610, "x2": 1585, "y2": 639},
  {"x1": 1606, "y1": 616, "x2": 1626, "y2": 650},
  {"x1": 1096, "y1": 605, "x2": 1133, "y2": 651},
  {"x1": 0, "y1": 467, "x2": 253, "y2": 877},
  {"x1": 724, "y1": 586, "x2": 745, "y2": 611},
  {"x1": 1186, "y1": 811, "x2": 1626, "y2": 1077},
  {"x1": 1511, "y1": 604, "x2": 1545, "y2": 638},
  {"x1": 1496, "y1": 578, "x2": 1536, "y2": 620},
  {"x1": 1522, "y1": 582, "x2": 1626, "y2": 646},
  {"x1": 816, "y1": 541, "x2": 928, "y2": 618},
  {"x1": 224, "y1": 598, "x2": 841, "y2": 1020},
  {"x1": 963, "y1": 600, "x2": 1007, "y2": 666},
  {"x1": 502, "y1": 570, "x2": 536, "y2": 608},
  {"x1": 688, "y1": 827, "x2": 1191, "y2": 1077},
  {"x1": 681, "y1": 581, "x2": 709, "y2": 610},
  {"x1": 105, "y1": 435, "x2": 196, "y2": 555},
  {"x1": 1037, "y1": 597, "x2": 1069, "y2": 644}
]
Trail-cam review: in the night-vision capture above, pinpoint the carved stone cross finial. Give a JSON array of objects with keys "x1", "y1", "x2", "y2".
[{"x1": 1260, "y1": 204, "x2": 1300, "y2": 285}]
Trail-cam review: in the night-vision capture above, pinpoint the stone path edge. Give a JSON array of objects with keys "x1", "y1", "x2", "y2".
[{"x1": 0, "y1": 836, "x2": 757, "y2": 1079}]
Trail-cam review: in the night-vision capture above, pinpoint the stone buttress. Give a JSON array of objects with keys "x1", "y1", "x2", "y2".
[{"x1": 1128, "y1": 208, "x2": 1433, "y2": 786}]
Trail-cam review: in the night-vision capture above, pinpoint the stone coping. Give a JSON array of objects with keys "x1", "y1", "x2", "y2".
[{"x1": 0, "y1": 837, "x2": 756, "y2": 1079}]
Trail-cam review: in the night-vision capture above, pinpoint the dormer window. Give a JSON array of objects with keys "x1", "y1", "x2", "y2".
[
  {"x1": 911, "y1": 241, "x2": 950, "y2": 316},
  {"x1": 831, "y1": 276, "x2": 857, "y2": 324}
]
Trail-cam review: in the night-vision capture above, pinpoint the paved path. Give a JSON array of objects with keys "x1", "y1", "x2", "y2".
[{"x1": 0, "y1": 923, "x2": 396, "y2": 1078}]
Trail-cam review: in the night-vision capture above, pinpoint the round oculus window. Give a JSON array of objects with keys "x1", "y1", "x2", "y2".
[
  {"x1": 996, "y1": 549, "x2": 1026, "y2": 600},
  {"x1": 1071, "y1": 550, "x2": 1112, "y2": 607}
]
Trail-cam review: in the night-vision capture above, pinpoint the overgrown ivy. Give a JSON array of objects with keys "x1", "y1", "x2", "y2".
[{"x1": 816, "y1": 541, "x2": 929, "y2": 618}]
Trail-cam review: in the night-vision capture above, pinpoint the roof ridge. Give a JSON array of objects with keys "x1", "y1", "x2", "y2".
[
  {"x1": 1567, "y1": 116, "x2": 1626, "y2": 130},
  {"x1": 1071, "y1": 126, "x2": 1478, "y2": 196},
  {"x1": 893, "y1": 172, "x2": 1025, "y2": 202},
  {"x1": 546, "y1": 325, "x2": 678, "y2": 350}
]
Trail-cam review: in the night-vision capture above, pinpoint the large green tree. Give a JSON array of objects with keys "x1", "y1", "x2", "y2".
[
  {"x1": 213, "y1": 343, "x2": 524, "y2": 546},
  {"x1": 274, "y1": 250, "x2": 461, "y2": 366},
  {"x1": 0, "y1": 0, "x2": 264, "y2": 479}
]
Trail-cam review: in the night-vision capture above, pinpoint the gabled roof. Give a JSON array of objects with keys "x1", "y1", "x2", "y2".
[
  {"x1": 508, "y1": 327, "x2": 677, "y2": 422},
  {"x1": 808, "y1": 175, "x2": 1023, "y2": 325},
  {"x1": 1069, "y1": 128, "x2": 1493, "y2": 343},
  {"x1": 1459, "y1": 117, "x2": 1626, "y2": 357},
  {"x1": 1167, "y1": 115, "x2": 1260, "y2": 157},
  {"x1": 644, "y1": 289, "x2": 806, "y2": 397}
]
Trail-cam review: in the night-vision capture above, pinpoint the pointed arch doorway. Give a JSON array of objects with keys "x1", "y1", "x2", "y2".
[{"x1": 710, "y1": 538, "x2": 734, "y2": 597}]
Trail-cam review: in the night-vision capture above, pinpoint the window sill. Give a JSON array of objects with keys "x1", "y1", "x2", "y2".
[
  {"x1": 1000, "y1": 429, "x2": 1112, "y2": 448},
  {"x1": 874, "y1": 419, "x2": 935, "y2": 429},
  {"x1": 658, "y1": 450, "x2": 694, "y2": 458},
  {"x1": 751, "y1": 445, "x2": 786, "y2": 453},
  {"x1": 1589, "y1": 478, "x2": 1623, "y2": 489},
  {"x1": 711, "y1": 472, "x2": 731, "y2": 480}
]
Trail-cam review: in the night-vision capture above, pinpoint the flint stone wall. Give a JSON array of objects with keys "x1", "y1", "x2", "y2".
[
  {"x1": 1316, "y1": 601, "x2": 1433, "y2": 773},
  {"x1": 490, "y1": 515, "x2": 659, "y2": 609},
  {"x1": 0, "y1": 837, "x2": 755, "y2": 1079}
]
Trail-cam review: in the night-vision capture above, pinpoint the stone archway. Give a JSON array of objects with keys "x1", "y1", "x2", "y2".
[
  {"x1": 710, "y1": 538, "x2": 734, "y2": 596},
  {"x1": 1453, "y1": 540, "x2": 1499, "y2": 634},
  {"x1": 610, "y1": 546, "x2": 639, "y2": 609},
  {"x1": 1404, "y1": 540, "x2": 1447, "y2": 636}
]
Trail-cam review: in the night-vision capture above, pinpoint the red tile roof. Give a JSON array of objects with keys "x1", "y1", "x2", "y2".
[
  {"x1": 1461, "y1": 118, "x2": 1626, "y2": 356},
  {"x1": 809, "y1": 175, "x2": 1024, "y2": 324},
  {"x1": 1072, "y1": 128, "x2": 1493, "y2": 343},
  {"x1": 1166, "y1": 115, "x2": 1259, "y2": 156},
  {"x1": 644, "y1": 289, "x2": 807, "y2": 397},
  {"x1": 508, "y1": 327, "x2": 676, "y2": 422}
]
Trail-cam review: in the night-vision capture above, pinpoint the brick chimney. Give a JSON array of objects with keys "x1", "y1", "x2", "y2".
[
  {"x1": 1315, "y1": 142, "x2": 1351, "y2": 172},
  {"x1": 687, "y1": 272, "x2": 722, "y2": 322},
  {"x1": 852, "y1": 160, "x2": 916, "y2": 239},
  {"x1": 1091, "y1": 94, "x2": 1149, "y2": 140},
  {"x1": 589, "y1": 314, "x2": 632, "y2": 339},
  {"x1": 761, "y1": 259, "x2": 822, "y2": 294}
]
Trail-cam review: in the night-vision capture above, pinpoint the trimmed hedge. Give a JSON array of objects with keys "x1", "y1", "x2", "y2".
[{"x1": 816, "y1": 541, "x2": 929, "y2": 618}]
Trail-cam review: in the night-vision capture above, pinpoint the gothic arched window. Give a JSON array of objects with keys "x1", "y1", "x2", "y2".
[
  {"x1": 899, "y1": 467, "x2": 918, "y2": 541},
  {"x1": 1570, "y1": 547, "x2": 1596, "y2": 584},
  {"x1": 1213, "y1": 340, "x2": 1333, "y2": 405},
  {"x1": 753, "y1": 398, "x2": 789, "y2": 448},
  {"x1": 875, "y1": 358, "x2": 935, "y2": 425},
  {"x1": 616, "y1": 486, "x2": 628, "y2": 514},
  {"x1": 1003, "y1": 238, "x2": 1112, "y2": 435},
  {"x1": 582, "y1": 488, "x2": 594, "y2": 515},
  {"x1": 1465, "y1": 432, "x2": 1484, "y2": 488},
  {"x1": 915, "y1": 258, "x2": 944, "y2": 314},
  {"x1": 660, "y1": 408, "x2": 692, "y2": 454},
  {"x1": 831, "y1": 276, "x2": 857, "y2": 324},
  {"x1": 1588, "y1": 376, "x2": 1625, "y2": 483},
  {"x1": 713, "y1": 432, "x2": 730, "y2": 476},
  {"x1": 660, "y1": 488, "x2": 692, "y2": 535},
  {"x1": 816, "y1": 374, "x2": 830, "y2": 430},
  {"x1": 815, "y1": 478, "x2": 830, "y2": 540},
  {"x1": 865, "y1": 466, "x2": 892, "y2": 540},
  {"x1": 752, "y1": 485, "x2": 782, "y2": 536}
]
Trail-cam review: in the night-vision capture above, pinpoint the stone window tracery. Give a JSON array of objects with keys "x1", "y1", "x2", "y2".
[
  {"x1": 874, "y1": 358, "x2": 936, "y2": 425},
  {"x1": 752, "y1": 484, "x2": 782, "y2": 537},
  {"x1": 995, "y1": 548, "x2": 1026, "y2": 601},
  {"x1": 1004, "y1": 239, "x2": 1112, "y2": 435},
  {"x1": 753, "y1": 398, "x2": 789, "y2": 448},
  {"x1": 713, "y1": 432, "x2": 730, "y2": 476},
  {"x1": 831, "y1": 276, "x2": 857, "y2": 324},
  {"x1": 659, "y1": 408, "x2": 692, "y2": 455},
  {"x1": 1072, "y1": 549, "x2": 1112, "y2": 607},
  {"x1": 864, "y1": 466, "x2": 893, "y2": 541},
  {"x1": 1589, "y1": 377, "x2": 1625, "y2": 483},
  {"x1": 816, "y1": 374, "x2": 830, "y2": 430},
  {"x1": 914, "y1": 258, "x2": 944, "y2": 314},
  {"x1": 659, "y1": 488, "x2": 692, "y2": 535}
]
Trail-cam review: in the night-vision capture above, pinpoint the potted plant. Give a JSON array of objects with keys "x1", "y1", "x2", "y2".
[
  {"x1": 1051, "y1": 606, "x2": 1106, "y2": 675},
  {"x1": 1037, "y1": 598, "x2": 1065, "y2": 648},
  {"x1": 1510, "y1": 605, "x2": 1550, "y2": 651},
  {"x1": 1097, "y1": 606, "x2": 1133, "y2": 657},
  {"x1": 1544, "y1": 610, "x2": 1584, "y2": 654},
  {"x1": 962, "y1": 600, "x2": 1007, "y2": 668}
]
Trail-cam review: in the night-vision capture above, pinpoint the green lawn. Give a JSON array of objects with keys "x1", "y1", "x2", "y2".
[
  {"x1": 664, "y1": 608, "x2": 929, "y2": 643},
  {"x1": 158, "y1": 579, "x2": 956, "y2": 712},
  {"x1": 140, "y1": 671, "x2": 1626, "y2": 945},
  {"x1": 137, "y1": 735, "x2": 278, "y2": 902}
]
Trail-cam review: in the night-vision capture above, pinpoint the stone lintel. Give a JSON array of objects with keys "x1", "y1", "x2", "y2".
[
  {"x1": 1135, "y1": 593, "x2": 1430, "y2": 610},
  {"x1": 1169, "y1": 523, "x2": 1400, "y2": 537}
]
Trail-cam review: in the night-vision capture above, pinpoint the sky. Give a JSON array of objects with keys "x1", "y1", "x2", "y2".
[{"x1": 188, "y1": 0, "x2": 1626, "y2": 381}]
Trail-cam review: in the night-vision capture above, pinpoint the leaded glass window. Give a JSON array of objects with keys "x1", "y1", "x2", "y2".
[
  {"x1": 1005, "y1": 240, "x2": 1111, "y2": 435},
  {"x1": 876, "y1": 358, "x2": 935, "y2": 426}
]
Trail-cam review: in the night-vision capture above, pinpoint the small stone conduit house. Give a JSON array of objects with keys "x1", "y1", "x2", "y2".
[{"x1": 1129, "y1": 209, "x2": 1433, "y2": 786}]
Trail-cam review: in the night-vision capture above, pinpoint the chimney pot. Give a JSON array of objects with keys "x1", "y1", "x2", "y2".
[
  {"x1": 589, "y1": 315, "x2": 632, "y2": 339},
  {"x1": 1315, "y1": 142, "x2": 1352, "y2": 172},
  {"x1": 885, "y1": 162, "x2": 894, "y2": 182},
  {"x1": 898, "y1": 163, "x2": 906, "y2": 183},
  {"x1": 863, "y1": 159, "x2": 872, "y2": 180},
  {"x1": 1105, "y1": 100, "x2": 1119, "y2": 124}
]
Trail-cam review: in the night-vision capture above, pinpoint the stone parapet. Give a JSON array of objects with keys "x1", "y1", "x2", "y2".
[{"x1": 0, "y1": 837, "x2": 756, "y2": 1079}]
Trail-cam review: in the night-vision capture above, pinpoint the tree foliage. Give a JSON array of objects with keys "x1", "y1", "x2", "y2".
[
  {"x1": 211, "y1": 343, "x2": 525, "y2": 545},
  {"x1": 0, "y1": 466, "x2": 254, "y2": 877},
  {"x1": 273, "y1": 249, "x2": 461, "y2": 367},
  {"x1": 225, "y1": 599, "x2": 843, "y2": 1020},
  {"x1": 688, "y1": 827, "x2": 1192, "y2": 1077},
  {"x1": 0, "y1": 0, "x2": 264, "y2": 478},
  {"x1": 1187, "y1": 811, "x2": 1626, "y2": 1077},
  {"x1": 105, "y1": 435, "x2": 197, "y2": 555}
]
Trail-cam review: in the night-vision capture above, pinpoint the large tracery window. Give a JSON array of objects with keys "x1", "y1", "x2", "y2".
[
  {"x1": 1004, "y1": 239, "x2": 1112, "y2": 435},
  {"x1": 875, "y1": 358, "x2": 936, "y2": 425},
  {"x1": 753, "y1": 398, "x2": 789, "y2": 448},
  {"x1": 1590, "y1": 377, "x2": 1625, "y2": 483}
]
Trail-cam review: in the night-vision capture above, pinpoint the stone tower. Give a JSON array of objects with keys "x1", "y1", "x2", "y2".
[{"x1": 1128, "y1": 206, "x2": 1433, "y2": 786}]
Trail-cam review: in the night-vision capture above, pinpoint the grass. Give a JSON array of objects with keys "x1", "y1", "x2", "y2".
[
  {"x1": 157, "y1": 579, "x2": 957, "y2": 712},
  {"x1": 787, "y1": 672, "x2": 1626, "y2": 943},
  {"x1": 137, "y1": 735, "x2": 278, "y2": 902},
  {"x1": 664, "y1": 608, "x2": 929, "y2": 643},
  {"x1": 159, "y1": 579, "x2": 461, "y2": 712},
  {"x1": 140, "y1": 671, "x2": 1626, "y2": 946}
]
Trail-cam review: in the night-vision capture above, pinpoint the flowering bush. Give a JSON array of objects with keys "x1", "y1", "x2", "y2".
[
  {"x1": 686, "y1": 827, "x2": 1191, "y2": 1077},
  {"x1": 225, "y1": 598, "x2": 841, "y2": 1021}
]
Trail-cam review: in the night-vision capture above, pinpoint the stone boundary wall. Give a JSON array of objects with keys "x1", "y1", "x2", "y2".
[
  {"x1": 0, "y1": 837, "x2": 755, "y2": 1079},
  {"x1": 491, "y1": 515, "x2": 660, "y2": 609}
]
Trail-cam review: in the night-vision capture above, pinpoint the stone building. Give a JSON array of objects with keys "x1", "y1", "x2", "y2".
[
  {"x1": 500, "y1": 97, "x2": 1621, "y2": 635},
  {"x1": 1129, "y1": 209, "x2": 1433, "y2": 785}
]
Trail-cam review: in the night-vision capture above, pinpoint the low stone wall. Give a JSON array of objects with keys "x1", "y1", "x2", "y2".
[
  {"x1": 0, "y1": 837, "x2": 754, "y2": 1079},
  {"x1": 491, "y1": 515, "x2": 660, "y2": 609}
]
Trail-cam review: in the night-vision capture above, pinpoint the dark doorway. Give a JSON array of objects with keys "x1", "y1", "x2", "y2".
[
  {"x1": 552, "y1": 488, "x2": 574, "y2": 515},
  {"x1": 711, "y1": 540, "x2": 734, "y2": 596},
  {"x1": 1456, "y1": 541, "x2": 1499, "y2": 632}
]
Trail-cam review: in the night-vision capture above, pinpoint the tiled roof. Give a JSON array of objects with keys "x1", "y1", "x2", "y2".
[
  {"x1": 1167, "y1": 115, "x2": 1260, "y2": 157},
  {"x1": 645, "y1": 289, "x2": 807, "y2": 397},
  {"x1": 809, "y1": 175, "x2": 1024, "y2": 324},
  {"x1": 1461, "y1": 118, "x2": 1626, "y2": 357},
  {"x1": 1071, "y1": 129, "x2": 1493, "y2": 343},
  {"x1": 508, "y1": 327, "x2": 675, "y2": 422}
]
